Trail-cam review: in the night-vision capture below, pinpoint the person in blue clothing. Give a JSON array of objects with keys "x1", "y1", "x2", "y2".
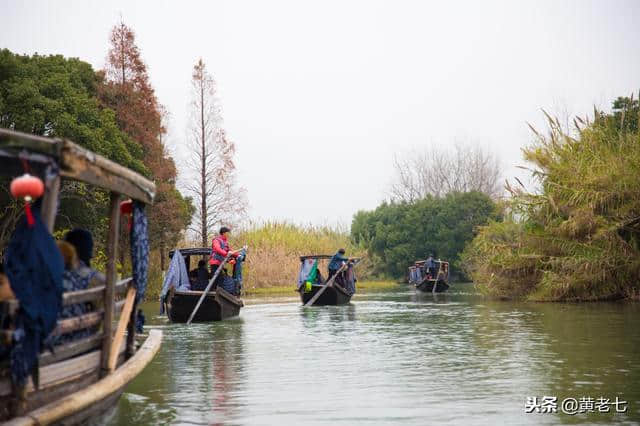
[{"x1": 328, "y1": 248, "x2": 351, "y2": 286}]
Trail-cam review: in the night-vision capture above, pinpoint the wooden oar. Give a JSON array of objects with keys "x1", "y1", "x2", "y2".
[
  {"x1": 186, "y1": 252, "x2": 232, "y2": 325},
  {"x1": 304, "y1": 262, "x2": 348, "y2": 307}
]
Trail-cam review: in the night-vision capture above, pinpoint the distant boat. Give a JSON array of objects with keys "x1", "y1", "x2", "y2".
[
  {"x1": 296, "y1": 255, "x2": 360, "y2": 306},
  {"x1": 163, "y1": 248, "x2": 244, "y2": 323},
  {"x1": 409, "y1": 258, "x2": 450, "y2": 293}
]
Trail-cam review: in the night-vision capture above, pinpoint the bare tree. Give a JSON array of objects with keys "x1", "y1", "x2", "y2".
[
  {"x1": 389, "y1": 142, "x2": 502, "y2": 202},
  {"x1": 186, "y1": 59, "x2": 246, "y2": 247}
]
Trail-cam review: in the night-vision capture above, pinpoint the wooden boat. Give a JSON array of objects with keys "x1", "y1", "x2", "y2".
[
  {"x1": 0, "y1": 129, "x2": 162, "y2": 425},
  {"x1": 166, "y1": 287, "x2": 243, "y2": 322},
  {"x1": 409, "y1": 258, "x2": 450, "y2": 293},
  {"x1": 300, "y1": 282, "x2": 352, "y2": 306},
  {"x1": 297, "y1": 255, "x2": 359, "y2": 306},
  {"x1": 163, "y1": 248, "x2": 244, "y2": 323}
]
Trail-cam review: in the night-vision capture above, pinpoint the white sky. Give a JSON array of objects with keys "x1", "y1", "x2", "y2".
[{"x1": 2, "y1": 0, "x2": 639, "y2": 227}]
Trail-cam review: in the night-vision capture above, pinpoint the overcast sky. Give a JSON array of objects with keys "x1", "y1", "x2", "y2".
[{"x1": 2, "y1": 1, "x2": 639, "y2": 227}]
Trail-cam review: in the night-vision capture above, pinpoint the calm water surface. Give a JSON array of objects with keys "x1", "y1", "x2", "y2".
[{"x1": 104, "y1": 284, "x2": 640, "y2": 425}]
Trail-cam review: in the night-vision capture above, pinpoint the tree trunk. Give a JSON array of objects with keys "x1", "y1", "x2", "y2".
[{"x1": 200, "y1": 79, "x2": 207, "y2": 248}]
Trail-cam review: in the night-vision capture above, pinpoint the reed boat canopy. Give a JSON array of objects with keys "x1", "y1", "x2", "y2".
[
  {"x1": 0, "y1": 128, "x2": 156, "y2": 204},
  {"x1": 299, "y1": 254, "x2": 362, "y2": 262},
  {"x1": 169, "y1": 247, "x2": 211, "y2": 258}
]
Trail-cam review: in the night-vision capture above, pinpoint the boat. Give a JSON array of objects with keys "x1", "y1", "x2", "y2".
[
  {"x1": 297, "y1": 255, "x2": 359, "y2": 306},
  {"x1": 163, "y1": 248, "x2": 244, "y2": 323},
  {"x1": 0, "y1": 129, "x2": 162, "y2": 425},
  {"x1": 409, "y1": 258, "x2": 450, "y2": 293}
]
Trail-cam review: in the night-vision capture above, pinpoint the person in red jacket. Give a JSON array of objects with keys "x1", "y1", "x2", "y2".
[{"x1": 209, "y1": 226, "x2": 240, "y2": 288}]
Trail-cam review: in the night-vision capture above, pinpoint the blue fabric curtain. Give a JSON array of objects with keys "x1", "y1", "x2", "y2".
[
  {"x1": 3, "y1": 201, "x2": 63, "y2": 387},
  {"x1": 130, "y1": 201, "x2": 149, "y2": 304}
]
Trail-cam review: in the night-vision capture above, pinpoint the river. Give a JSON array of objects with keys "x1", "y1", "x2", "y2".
[{"x1": 103, "y1": 283, "x2": 639, "y2": 425}]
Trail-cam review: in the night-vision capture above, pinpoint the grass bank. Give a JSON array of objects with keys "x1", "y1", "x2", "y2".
[{"x1": 243, "y1": 280, "x2": 401, "y2": 297}]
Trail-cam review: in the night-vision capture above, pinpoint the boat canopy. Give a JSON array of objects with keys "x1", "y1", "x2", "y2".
[
  {"x1": 299, "y1": 254, "x2": 362, "y2": 262},
  {"x1": 0, "y1": 128, "x2": 156, "y2": 204},
  {"x1": 169, "y1": 247, "x2": 211, "y2": 258}
]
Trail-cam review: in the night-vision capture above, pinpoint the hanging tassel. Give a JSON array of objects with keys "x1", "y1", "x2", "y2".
[{"x1": 24, "y1": 201, "x2": 35, "y2": 227}]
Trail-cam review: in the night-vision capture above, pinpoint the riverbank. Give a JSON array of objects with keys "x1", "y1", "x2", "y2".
[{"x1": 242, "y1": 280, "x2": 401, "y2": 296}]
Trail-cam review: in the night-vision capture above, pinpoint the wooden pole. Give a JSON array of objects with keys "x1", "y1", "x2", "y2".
[
  {"x1": 108, "y1": 285, "x2": 136, "y2": 371},
  {"x1": 40, "y1": 175, "x2": 60, "y2": 232},
  {"x1": 186, "y1": 252, "x2": 232, "y2": 325},
  {"x1": 101, "y1": 192, "x2": 120, "y2": 376},
  {"x1": 125, "y1": 301, "x2": 137, "y2": 358}
]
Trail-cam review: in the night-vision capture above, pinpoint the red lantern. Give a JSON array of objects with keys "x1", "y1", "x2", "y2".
[
  {"x1": 120, "y1": 199, "x2": 133, "y2": 215},
  {"x1": 10, "y1": 174, "x2": 45, "y2": 227},
  {"x1": 120, "y1": 199, "x2": 133, "y2": 231}
]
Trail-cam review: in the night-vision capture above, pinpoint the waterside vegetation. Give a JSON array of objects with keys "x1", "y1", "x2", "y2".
[{"x1": 462, "y1": 97, "x2": 640, "y2": 301}]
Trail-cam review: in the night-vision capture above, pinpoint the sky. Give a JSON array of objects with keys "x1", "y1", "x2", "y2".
[{"x1": 2, "y1": 0, "x2": 639, "y2": 227}]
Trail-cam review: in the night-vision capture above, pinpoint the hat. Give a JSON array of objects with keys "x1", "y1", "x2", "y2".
[{"x1": 64, "y1": 228, "x2": 94, "y2": 267}]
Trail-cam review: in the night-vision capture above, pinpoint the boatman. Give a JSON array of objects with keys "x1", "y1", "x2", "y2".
[
  {"x1": 328, "y1": 248, "x2": 350, "y2": 286},
  {"x1": 209, "y1": 226, "x2": 240, "y2": 288},
  {"x1": 425, "y1": 253, "x2": 436, "y2": 279}
]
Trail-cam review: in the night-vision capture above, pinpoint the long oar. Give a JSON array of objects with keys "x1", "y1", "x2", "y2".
[
  {"x1": 186, "y1": 252, "x2": 232, "y2": 325},
  {"x1": 304, "y1": 262, "x2": 348, "y2": 307}
]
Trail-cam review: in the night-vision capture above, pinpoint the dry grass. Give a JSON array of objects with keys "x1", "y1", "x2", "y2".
[{"x1": 232, "y1": 221, "x2": 371, "y2": 290}]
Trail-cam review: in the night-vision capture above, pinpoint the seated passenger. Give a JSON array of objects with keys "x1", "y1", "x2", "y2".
[
  {"x1": 0, "y1": 264, "x2": 15, "y2": 301},
  {"x1": 56, "y1": 241, "x2": 94, "y2": 342},
  {"x1": 64, "y1": 228, "x2": 105, "y2": 287},
  {"x1": 193, "y1": 259, "x2": 210, "y2": 291}
]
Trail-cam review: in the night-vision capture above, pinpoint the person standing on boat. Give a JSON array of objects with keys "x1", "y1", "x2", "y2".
[
  {"x1": 328, "y1": 248, "x2": 350, "y2": 286},
  {"x1": 209, "y1": 226, "x2": 240, "y2": 288},
  {"x1": 425, "y1": 254, "x2": 436, "y2": 279}
]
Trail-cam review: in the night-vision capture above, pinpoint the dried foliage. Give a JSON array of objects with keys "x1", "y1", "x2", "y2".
[
  {"x1": 99, "y1": 21, "x2": 193, "y2": 268},
  {"x1": 186, "y1": 59, "x2": 247, "y2": 246},
  {"x1": 230, "y1": 222, "x2": 370, "y2": 289},
  {"x1": 462, "y1": 97, "x2": 640, "y2": 301},
  {"x1": 390, "y1": 142, "x2": 502, "y2": 202}
]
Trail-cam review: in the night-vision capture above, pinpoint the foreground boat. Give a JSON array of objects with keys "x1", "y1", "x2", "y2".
[
  {"x1": 0, "y1": 129, "x2": 162, "y2": 424},
  {"x1": 409, "y1": 258, "x2": 450, "y2": 293},
  {"x1": 297, "y1": 255, "x2": 359, "y2": 306},
  {"x1": 162, "y1": 248, "x2": 244, "y2": 323}
]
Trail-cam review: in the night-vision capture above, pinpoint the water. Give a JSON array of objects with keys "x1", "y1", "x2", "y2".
[{"x1": 105, "y1": 284, "x2": 640, "y2": 425}]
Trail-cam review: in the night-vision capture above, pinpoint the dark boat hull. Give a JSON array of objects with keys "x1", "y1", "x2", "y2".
[
  {"x1": 167, "y1": 288, "x2": 243, "y2": 322},
  {"x1": 415, "y1": 279, "x2": 450, "y2": 293},
  {"x1": 299, "y1": 284, "x2": 352, "y2": 306}
]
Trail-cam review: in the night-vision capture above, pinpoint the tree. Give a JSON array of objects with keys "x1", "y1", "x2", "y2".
[
  {"x1": 389, "y1": 143, "x2": 502, "y2": 202},
  {"x1": 98, "y1": 21, "x2": 192, "y2": 264},
  {"x1": 186, "y1": 58, "x2": 246, "y2": 247},
  {"x1": 351, "y1": 191, "x2": 499, "y2": 278},
  {"x1": 0, "y1": 49, "x2": 146, "y2": 250}
]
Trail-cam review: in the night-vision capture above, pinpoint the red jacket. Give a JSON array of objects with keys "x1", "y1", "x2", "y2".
[{"x1": 209, "y1": 235, "x2": 237, "y2": 265}]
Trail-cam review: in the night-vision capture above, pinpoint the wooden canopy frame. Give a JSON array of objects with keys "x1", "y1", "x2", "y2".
[
  {"x1": 0, "y1": 128, "x2": 156, "y2": 204},
  {"x1": 0, "y1": 128, "x2": 161, "y2": 423}
]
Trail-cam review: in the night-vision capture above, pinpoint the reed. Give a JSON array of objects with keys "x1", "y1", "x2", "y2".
[
  {"x1": 231, "y1": 221, "x2": 371, "y2": 290},
  {"x1": 461, "y1": 101, "x2": 640, "y2": 301}
]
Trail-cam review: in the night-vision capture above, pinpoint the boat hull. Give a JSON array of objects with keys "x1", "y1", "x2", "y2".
[
  {"x1": 299, "y1": 284, "x2": 352, "y2": 306},
  {"x1": 415, "y1": 279, "x2": 450, "y2": 293},
  {"x1": 167, "y1": 288, "x2": 243, "y2": 322},
  {"x1": 3, "y1": 330, "x2": 162, "y2": 426}
]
